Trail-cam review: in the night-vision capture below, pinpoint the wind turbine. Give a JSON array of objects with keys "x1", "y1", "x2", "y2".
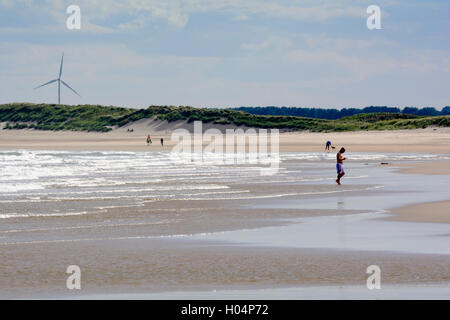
[{"x1": 34, "y1": 53, "x2": 80, "y2": 104}]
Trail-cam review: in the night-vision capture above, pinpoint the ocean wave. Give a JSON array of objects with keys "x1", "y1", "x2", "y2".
[{"x1": 0, "y1": 211, "x2": 94, "y2": 219}]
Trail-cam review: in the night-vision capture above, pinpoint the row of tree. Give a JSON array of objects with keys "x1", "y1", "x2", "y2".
[{"x1": 236, "y1": 106, "x2": 450, "y2": 120}]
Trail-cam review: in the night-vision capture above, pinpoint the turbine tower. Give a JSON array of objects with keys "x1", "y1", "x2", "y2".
[{"x1": 34, "y1": 53, "x2": 80, "y2": 104}]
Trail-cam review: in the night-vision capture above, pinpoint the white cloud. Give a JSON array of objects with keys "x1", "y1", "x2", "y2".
[
  {"x1": 0, "y1": 0, "x2": 371, "y2": 31},
  {"x1": 1, "y1": 1, "x2": 449, "y2": 107},
  {"x1": 241, "y1": 36, "x2": 293, "y2": 51},
  {"x1": 2, "y1": 38, "x2": 449, "y2": 108},
  {"x1": 284, "y1": 47, "x2": 450, "y2": 82}
]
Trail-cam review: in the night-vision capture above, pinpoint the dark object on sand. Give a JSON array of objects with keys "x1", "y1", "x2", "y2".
[{"x1": 381, "y1": 162, "x2": 390, "y2": 165}]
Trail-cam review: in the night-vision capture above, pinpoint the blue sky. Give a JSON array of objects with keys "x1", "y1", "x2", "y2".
[{"x1": 0, "y1": 0, "x2": 449, "y2": 109}]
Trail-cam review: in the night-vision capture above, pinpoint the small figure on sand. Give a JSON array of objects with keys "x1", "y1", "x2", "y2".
[
  {"x1": 160, "y1": 138, "x2": 164, "y2": 146},
  {"x1": 336, "y1": 147, "x2": 346, "y2": 185},
  {"x1": 325, "y1": 140, "x2": 332, "y2": 151},
  {"x1": 146, "y1": 134, "x2": 152, "y2": 145}
]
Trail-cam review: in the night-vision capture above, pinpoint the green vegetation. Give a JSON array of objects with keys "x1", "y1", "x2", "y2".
[
  {"x1": 1, "y1": 103, "x2": 449, "y2": 132},
  {"x1": 0, "y1": 103, "x2": 133, "y2": 132},
  {"x1": 237, "y1": 106, "x2": 450, "y2": 119}
]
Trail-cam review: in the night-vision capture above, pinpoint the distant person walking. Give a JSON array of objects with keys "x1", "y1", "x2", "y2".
[
  {"x1": 325, "y1": 140, "x2": 332, "y2": 151},
  {"x1": 160, "y1": 138, "x2": 164, "y2": 146},
  {"x1": 146, "y1": 134, "x2": 152, "y2": 145},
  {"x1": 336, "y1": 147, "x2": 346, "y2": 185}
]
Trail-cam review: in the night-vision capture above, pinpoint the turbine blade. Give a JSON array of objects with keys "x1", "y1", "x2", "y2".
[
  {"x1": 34, "y1": 79, "x2": 58, "y2": 89},
  {"x1": 60, "y1": 79, "x2": 80, "y2": 97},
  {"x1": 59, "y1": 53, "x2": 64, "y2": 78}
]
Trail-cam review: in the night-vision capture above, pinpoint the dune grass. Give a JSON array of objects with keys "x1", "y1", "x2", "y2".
[{"x1": 1, "y1": 103, "x2": 449, "y2": 132}]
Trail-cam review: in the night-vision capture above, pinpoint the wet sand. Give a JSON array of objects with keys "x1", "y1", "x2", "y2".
[
  {"x1": 2, "y1": 170, "x2": 450, "y2": 299},
  {"x1": 388, "y1": 161, "x2": 450, "y2": 224},
  {"x1": 1, "y1": 238, "x2": 450, "y2": 299},
  {"x1": 397, "y1": 160, "x2": 450, "y2": 175},
  {"x1": 81, "y1": 283, "x2": 450, "y2": 300},
  {"x1": 389, "y1": 201, "x2": 450, "y2": 224}
]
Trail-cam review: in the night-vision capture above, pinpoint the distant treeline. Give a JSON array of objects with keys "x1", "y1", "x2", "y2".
[{"x1": 236, "y1": 106, "x2": 450, "y2": 120}]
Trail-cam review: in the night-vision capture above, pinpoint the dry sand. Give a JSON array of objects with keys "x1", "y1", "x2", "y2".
[{"x1": 1, "y1": 120, "x2": 450, "y2": 153}]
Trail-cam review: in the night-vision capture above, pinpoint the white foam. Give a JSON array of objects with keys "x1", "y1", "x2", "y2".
[{"x1": 0, "y1": 211, "x2": 93, "y2": 219}]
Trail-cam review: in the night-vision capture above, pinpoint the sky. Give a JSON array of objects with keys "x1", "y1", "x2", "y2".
[{"x1": 0, "y1": 0, "x2": 449, "y2": 109}]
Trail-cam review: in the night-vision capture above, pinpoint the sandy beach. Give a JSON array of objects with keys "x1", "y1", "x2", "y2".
[
  {"x1": 0, "y1": 126, "x2": 449, "y2": 299},
  {"x1": 1, "y1": 122, "x2": 450, "y2": 153},
  {"x1": 3, "y1": 0, "x2": 450, "y2": 304}
]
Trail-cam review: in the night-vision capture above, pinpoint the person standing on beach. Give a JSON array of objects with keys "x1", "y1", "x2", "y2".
[
  {"x1": 160, "y1": 138, "x2": 164, "y2": 146},
  {"x1": 336, "y1": 147, "x2": 346, "y2": 185},
  {"x1": 325, "y1": 140, "x2": 332, "y2": 151},
  {"x1": 146, "y1": 134, "x2": 152, "y2": 145}
]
